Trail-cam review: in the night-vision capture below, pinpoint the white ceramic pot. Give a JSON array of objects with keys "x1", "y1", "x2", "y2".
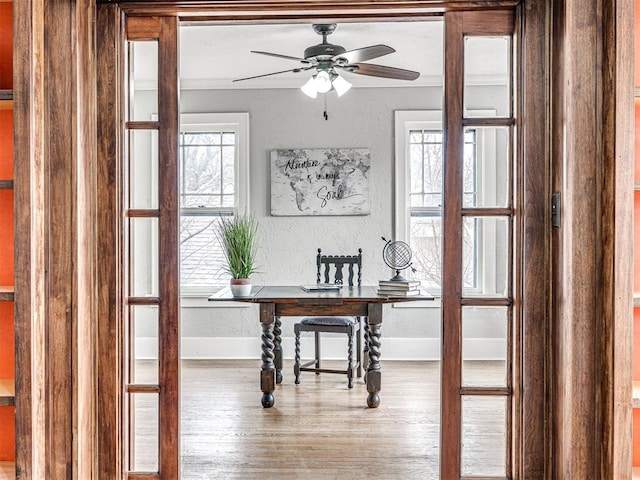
[{"x1": 230, "y1": 278, "x2": 252, "y2": 297}]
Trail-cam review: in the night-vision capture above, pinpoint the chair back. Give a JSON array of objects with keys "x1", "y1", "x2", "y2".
[{"x1": 316, "y1": 248, "x2": 362, "y2": 287}]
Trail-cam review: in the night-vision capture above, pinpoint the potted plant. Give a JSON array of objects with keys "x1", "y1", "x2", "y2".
[{"x1": 216, "y1": 214, "x2": 259, "y2": 296}]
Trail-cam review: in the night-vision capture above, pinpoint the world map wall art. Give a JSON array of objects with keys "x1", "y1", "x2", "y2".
[{"x1": 270, "y1": 148, "x2": 371, "y2": 216}]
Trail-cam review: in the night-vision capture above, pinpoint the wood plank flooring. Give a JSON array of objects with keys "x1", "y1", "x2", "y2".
[{"x1": 131, "y1": 359, "x2": 506, "y2": 479}]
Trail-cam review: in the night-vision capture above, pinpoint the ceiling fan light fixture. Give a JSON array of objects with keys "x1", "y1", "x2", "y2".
[
  {"x1": 314, "y1": 70, "x2": 333, "y2": 93},
  {"x1": 332, "y1": 74, "x2": 352, "y2": 97},
  {"x1": 300, "y1": 76, "x2": 318, "y2": 98}
]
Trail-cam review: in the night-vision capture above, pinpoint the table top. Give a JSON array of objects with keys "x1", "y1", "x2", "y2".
[{"x1": 208, "y1": 285, "x2": 434, "y2": 304}]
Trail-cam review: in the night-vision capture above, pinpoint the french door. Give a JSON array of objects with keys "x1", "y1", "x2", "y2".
[
  {"x1": 99, "y1": 2, "x2": 547, "y2": 479},
  {"x1": 122, "y1": 16, "x2": 181, "y2": 479}
]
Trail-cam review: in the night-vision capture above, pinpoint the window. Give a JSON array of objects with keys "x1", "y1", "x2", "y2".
[
  {"x1": 395, "y1": 111, "x2": 493, "y2": 296},
  {"x1": 179, "y1": 113, "x2": 249, "y2": 294}
]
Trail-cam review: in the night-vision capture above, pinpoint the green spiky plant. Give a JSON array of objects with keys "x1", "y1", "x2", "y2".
[{"x1": 216, "y1": 215, "x2": 259, "y2": 279}]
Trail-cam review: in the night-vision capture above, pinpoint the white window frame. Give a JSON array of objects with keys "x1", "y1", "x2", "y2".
[
  {"x1": 394, "y1": 110, "x2": 496, "y2": 306},
  {"x1": 178, "y1": 113, "x2": 250, "y2": 301},
  {"x1": 147, "y1": 113, "x2": 250, "y2": 304}
]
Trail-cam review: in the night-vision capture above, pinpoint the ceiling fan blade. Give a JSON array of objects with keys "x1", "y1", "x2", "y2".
[
  {"x1": 251, "y1": 50, "x2": 310, "y2": 63},
  {"x1": 233, "y1": 66, "x2": 310, "y2": 82},
  {"x1": 333, "y1": 44, "x2": 395, "y2": 64},
  {"x1": 346, "y1": 63, "x2": 420, "y2": 81}
]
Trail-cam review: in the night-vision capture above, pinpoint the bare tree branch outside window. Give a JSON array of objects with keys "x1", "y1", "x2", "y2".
[
  {"x1": 409, "y1": 129, "x2": 477, "y2": 292},
  {"x1": 179, "y1": 131, "x2": 236, "y2": 288}
]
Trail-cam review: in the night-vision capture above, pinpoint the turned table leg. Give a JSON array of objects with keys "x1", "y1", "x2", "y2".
[
  {"x1": 366, "y1": 303, "x2": 383, "y2": 408},
  {"x1": 260, "y1": 303, "x2": 276, "y2": 408},
  {"x1": 274, "y1": 316, "x2": 283, "y2": 384}
]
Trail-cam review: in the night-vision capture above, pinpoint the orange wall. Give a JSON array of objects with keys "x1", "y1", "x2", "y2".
[
  {"x1": 0, "y1": 1, "x2": 13, "y2": 463},
  {"x1": 0, "y1": 3, "x2": 11, "y2": 89}
]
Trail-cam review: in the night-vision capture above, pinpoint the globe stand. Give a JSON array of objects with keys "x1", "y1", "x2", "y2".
[{"x1": 390, "y1": 270, "x2": 407, "y2": 282}]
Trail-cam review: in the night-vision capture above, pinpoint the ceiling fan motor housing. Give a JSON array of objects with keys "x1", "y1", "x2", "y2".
[{"x1": 304, "y1": 43, "x2": 346, "y2": 60}]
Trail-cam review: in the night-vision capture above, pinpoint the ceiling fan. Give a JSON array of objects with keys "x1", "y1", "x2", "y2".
[{"x1": 233, "y1": 23, "x2": 420, "y2": 97}]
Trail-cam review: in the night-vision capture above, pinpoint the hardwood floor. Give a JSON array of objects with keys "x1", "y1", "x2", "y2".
[{"x1": 131, "y1": 359, "x2": 505, "y2": 479}]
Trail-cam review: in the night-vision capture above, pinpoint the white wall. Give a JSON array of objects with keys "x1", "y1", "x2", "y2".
[{"x1": 132, "y1": 84, "x2": 510, "y2": 360}]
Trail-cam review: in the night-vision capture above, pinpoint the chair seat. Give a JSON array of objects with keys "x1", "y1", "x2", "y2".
[{"x1": 300, "y1": 316, "x2": 356, "y2": 326}]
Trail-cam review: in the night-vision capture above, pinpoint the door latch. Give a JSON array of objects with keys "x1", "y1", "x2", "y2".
[{"x1": 551, "y1": 192, "x2": 561, "y2": 228}]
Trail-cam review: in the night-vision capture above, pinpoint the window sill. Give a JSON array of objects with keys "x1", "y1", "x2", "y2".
[{"x1": 181, "y1": 288, "x2": 250, "y2": 308}]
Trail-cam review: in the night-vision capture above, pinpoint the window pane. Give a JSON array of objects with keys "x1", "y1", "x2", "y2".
[
  {"x1": 464, "y1": 36, "x2": 511, "y2": 118},
  {"x1": 130, "y1": 218, "x2": 158, "y2": 297},
  {"x1": 409, "y1": 129, "x2": 443, "y2": 207},
  {"x1": 180, "y1": 215, "x2": 230, "y2": 288},
  {"x1": 462, "y1": 306, "x2": 508, "y2": 387},
  {"x1": 180, "y1": 132, "x2": 235, "y2": 209},
  {"x1": 128, "y1": 129, "x2": 158, "y2": 210},
  {"x1": 462, "y1": 396, "x2": 507, "y2": 476},
  {"x1": 410, "y1": 214, "x2": 442, "y2": 291},
  {"x1": 126, "y1": 41, "x2": 158, "y2": 122},
  {"x1": 130, "y1": 305, "x2": 158, "y2": 385},
  {"x1": 462, "y1": 216, "x2": 509, "y2": 297},
  {"x1": 130, "y1": 393, "x2": 159, "y2": 472},
  {"x1": 463, "y1": 127, "x2": 510, "y2": 208}
]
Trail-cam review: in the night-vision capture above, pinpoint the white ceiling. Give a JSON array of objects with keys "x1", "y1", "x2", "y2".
[{"x1": 133, "y1": 20, "x2": 509, "y2": 90}]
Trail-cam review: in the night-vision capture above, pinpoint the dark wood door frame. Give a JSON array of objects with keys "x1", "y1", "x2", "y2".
[{"x1": 12, "y1": 0, "x2": 633, "y2": 478}]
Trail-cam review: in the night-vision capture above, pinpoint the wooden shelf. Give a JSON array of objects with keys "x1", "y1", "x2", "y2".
[
  {"x1": 0, "y1": 180, "x2": 12, "y2": 190},
  {"x1": 634, "y1": 294, "x2": 640, "y2": 308},
  {"x1": 0, "y1": 462, "x2": 14, "y2": 480},
  {"x1": 0, "y1": 90, "x2": 11, "y2": 111},
  {"x1": 0, "y1": 286, "x2": 13, "y2": 302},
  {"x1": 0, "y1": 379, "x2": 14, "y2": 407},
  {"x1": 635, "y1": 181, "x2": 640, "y2": 191}
]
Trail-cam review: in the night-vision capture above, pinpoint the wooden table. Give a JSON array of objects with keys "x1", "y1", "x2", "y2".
[{"x1": 209, "y1": 285, "x2": 433, "y2": 409}]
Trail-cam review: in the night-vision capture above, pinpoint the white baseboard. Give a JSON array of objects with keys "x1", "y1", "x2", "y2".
[{"x1": 135, "y1": 336, "x2": 506, "y2": 361}]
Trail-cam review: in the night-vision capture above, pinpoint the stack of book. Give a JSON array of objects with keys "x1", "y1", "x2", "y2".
[{"x1": 377, "y1": 280, "x2": 421, "y2": 297}]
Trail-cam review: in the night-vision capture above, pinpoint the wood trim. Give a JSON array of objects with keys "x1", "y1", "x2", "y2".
[
  {"x1": 14, "y1": 0, "x2": 45, "y2": 477},
  {"x1": 441, "y1": 10, "x2": 464, "y2": 479},
  {"x1": 126, "y1": 384, "x2": 160, "y2": 394},
  {"x1": 96, "y1": 4, "x2": 124, "y2": 479},
  {"x1": 126, "y1": 473, "x2": 160, "y2": 479},
  {"x1": 460, "y1": 386, "x2": 511, "y2": 396},
  {"x1": 126, "y1": 16, "x2": 161, "y2": 40},
  {"x1": 0, "y1": 180, "x2": 13, "y2": 189},
  {"x1": 127, "y1": 209, "x2": 160, "y2": 218},
  {"x1": 460, "y1": 297, "x2": 512, "y2": 306},
  {"x1": 550, "y1": 0, "x2": 633, "y2": 477},
  {"x1": 126, "y1": 297, "x2": 160, "y2": 306},
  {"x1": 519, "y1": 1, "x2": 550, "y2": 477},
  {"x1": 599, "y1": 0, "x2": 633, "y2": 476},
  {"x1": 460, "y1": 8, "x2": 515, "y2": 35},
  {"x1": 462, "y1": 117, "x2": 515, "y2": 127},
  {"x1": 461, "y1": 207, "x2": 513, "y2": 216},
  {"x1": 157, "y1": 16, "x2": 181, "y2": 479},
  {"x1": 126, "y1": 121, "x2": 160, "y2": 130},
  {"x1": 0, "y1": 89, "x2": 12, "y2": 100}
]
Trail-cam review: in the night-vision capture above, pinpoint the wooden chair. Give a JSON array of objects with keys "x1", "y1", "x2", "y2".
[{"x1": 294, "y1": 248, "x2": 363, "y2": 388}]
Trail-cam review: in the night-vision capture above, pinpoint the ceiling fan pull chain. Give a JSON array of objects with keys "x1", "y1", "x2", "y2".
[{"x1": 323, "y1": 94, "x2": 329, "y2": 121}]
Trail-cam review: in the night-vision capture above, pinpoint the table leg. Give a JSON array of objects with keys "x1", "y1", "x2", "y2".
[
  {"x1": 363, "y1": 320, "x2": 370, "y2": 384},
  {"x1": 366, "y1": 303, "x2": 383, "y2": 408},
  {"x1": 260, "y1": 303, "x2": 276, "y2": 408},
  {"x1": 274, "y1": 316, "x2": 283, "y2": 384}
]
